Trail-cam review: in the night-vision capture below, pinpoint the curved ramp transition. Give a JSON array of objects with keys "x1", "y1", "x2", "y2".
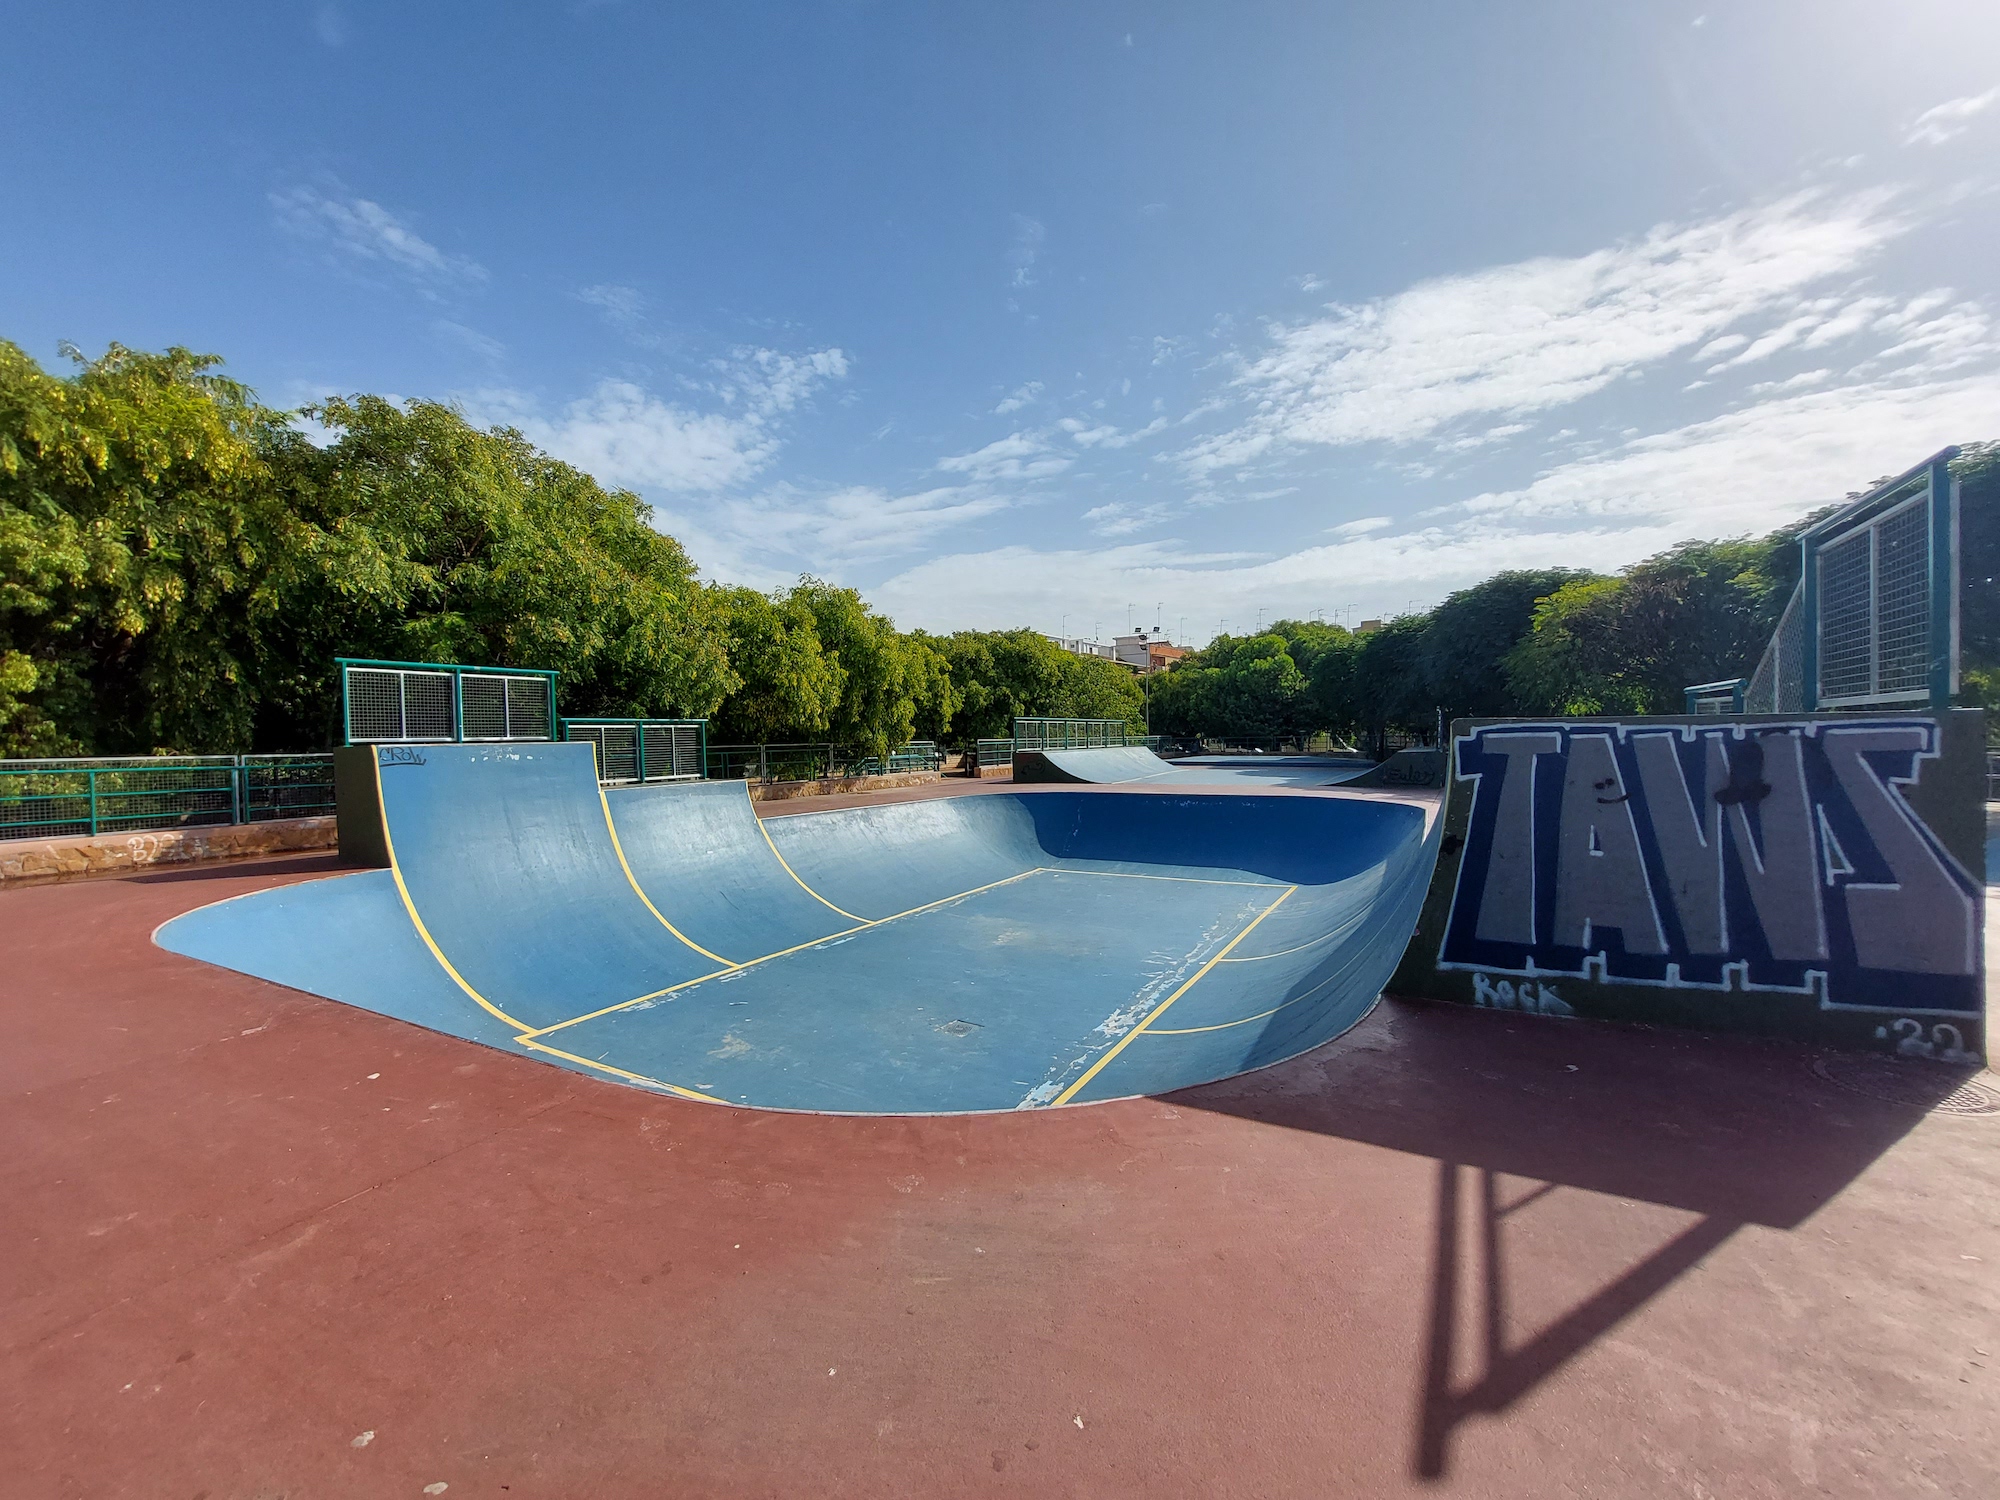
[
  {"x1": 1343, "y1": 747, "x2": 1447, "y2": 789},
  {"x1": 158, "y1": 744, "x2": 1436, "y2": 1114},
  {"x1": 1013, "y1": 746, "x2": 1371, "y2": 788}
]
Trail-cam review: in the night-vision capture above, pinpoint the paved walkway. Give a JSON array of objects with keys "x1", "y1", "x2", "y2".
[{"x1": 2, "y1": 848, "x2": 1996, "y2": 1498}]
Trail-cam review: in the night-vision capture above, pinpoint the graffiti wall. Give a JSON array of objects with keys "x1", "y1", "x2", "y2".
[{"x1": 1389, "y1": 711, "x2": 1989, "y2": 1060}]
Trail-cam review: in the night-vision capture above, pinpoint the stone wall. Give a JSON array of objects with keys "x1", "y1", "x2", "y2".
[
  {"x1": 0, "y1": 816, "x2": 338, "y2": 887},
  {"x1": 745, "y1": 770, "x2": 944, "y2": 802}
]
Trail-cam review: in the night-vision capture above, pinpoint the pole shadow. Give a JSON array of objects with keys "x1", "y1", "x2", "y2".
[{"x1": 1168, "y1": 996, "x2": 1983, "y2": 1482}]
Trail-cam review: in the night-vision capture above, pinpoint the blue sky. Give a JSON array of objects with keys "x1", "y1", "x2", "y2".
[{"x1": 6, "y1": 2, "x2": 1999, "y2": 644}]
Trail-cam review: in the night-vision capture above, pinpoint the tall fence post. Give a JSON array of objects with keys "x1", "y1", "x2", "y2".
[
  {"x1": 87, "y1": 768, "x2": 99, "y2": 837},
  {"x1": 758, "y1": 744, "x2": 768, "y2": 782},
  {"x1": 231, "y1": 754, "x2": 245, "y2": 825}
]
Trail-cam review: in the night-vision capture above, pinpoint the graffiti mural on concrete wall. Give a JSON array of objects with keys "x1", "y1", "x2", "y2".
[{"x1": 1435, "y1": 719, "x2": 1984, "y2": 1021}]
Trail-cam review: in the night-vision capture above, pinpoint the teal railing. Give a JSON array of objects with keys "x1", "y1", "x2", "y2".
[{"x1": 0, "y1": 755, "x2": 336, "y2": 841}]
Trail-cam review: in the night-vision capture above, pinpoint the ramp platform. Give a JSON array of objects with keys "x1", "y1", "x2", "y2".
[{"x1": 158, "y1": 743, "x2": 1436, "y2": 1114}]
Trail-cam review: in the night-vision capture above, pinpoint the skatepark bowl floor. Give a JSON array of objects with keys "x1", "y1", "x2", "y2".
[
  {"x1": 2, "y1": 779, "x2": 1996, "y2": 1498},
  {"x1": 155, "y1": 745, "x2": 1437, "y2": 1114}
]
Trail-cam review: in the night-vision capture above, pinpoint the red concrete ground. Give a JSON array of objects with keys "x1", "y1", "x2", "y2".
[{"x1": 4, "y1": 821, "x2": 1998, "y2": 1498}]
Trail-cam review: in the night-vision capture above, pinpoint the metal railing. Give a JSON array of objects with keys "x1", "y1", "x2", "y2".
[
  {"x1": 339, "y1": 658, "x2": 559, "y2": 745},
  {"x1": 975, "y1": 738, "x2": 1013, "y2": 768},
  {"x1": 1684, "y1": 678, "x2": 1748, "y2": 715},
  {"x1": 562, "y1": 718, "x2": 706, "y2": 785},
  {"x1": 0, "y1": 754, "x2": 337, "y2": 841},
  {"x1": 703, "y1": 742, "x2": 943, "y2": 784},
  {"x1": 1188, "y1": 734, "x2": 1356, "y2": 755},
  {"x1": 1011, "y1": 717, "x2": 1144, "y2": 750}
]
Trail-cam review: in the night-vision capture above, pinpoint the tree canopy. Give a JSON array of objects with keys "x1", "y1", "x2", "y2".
[{"x1": 4, "y1": 338, "x2": 1990, "y2": 760}]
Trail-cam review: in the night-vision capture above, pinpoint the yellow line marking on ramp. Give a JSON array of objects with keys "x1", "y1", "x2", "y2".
[
  {"x1": 376, "y1": 756, "x2": 534, "y2": 1035},
  {"x1": 1043, "y1": 868, "x2": 1278, "y2": 888},
  {"x1": 518, "y1": 1038, "x2": 728, "y2": 1104},
  {"x1": 749, "y1": 784, "x2": 870, "y2": 923},
  {"x1": 1145, "y1": 961, "x2": 1351, "y2": 1034},
  {"x1": 1217, "y1": 928, "x2": 1342, "y2": 963},
  {"x1": 1146, "y1": 1000, "x2": 1300, "y2": 1035},
  {"x1": 523, "y1": 867, "x2": 1049, "y2": 1040},
  {"x1": 600, "y1": 789, "x2": 738, "y2": 966},
  {"x1": 1049, "y1": 884, "x2": 1297, "y2": 1107}
]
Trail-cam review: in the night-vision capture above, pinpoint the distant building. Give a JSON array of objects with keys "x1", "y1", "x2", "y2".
[
  {"x1": 1356, "y1": 619, "x2": 1384, "y2": 635},
  {"x1": 1114, "y1": 628, "x2": 1187, "y2": 675},
  {"x1": 1046, "y1": 634, "x2": 1116, "y2": 661}
]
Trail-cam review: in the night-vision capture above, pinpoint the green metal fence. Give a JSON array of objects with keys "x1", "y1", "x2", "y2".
[
  {"x1": 975, "y1": 738, "x2": 1013, "y2": 768},
  {"x1": 0, "y1": 755, "x2": 337, "y2": 841},
  {"x1": 562, "y1": 718, "x2": 707, "y2": 784},
  {"x1": 338, "y1": 657, "x2": 559, "y2": 745},
  {"x1": 1011, "y1": 717, "x2": 1145, "y2": 750},
  {"x1": 704, "y1": 741, "x2": 944, "y2": 783}
]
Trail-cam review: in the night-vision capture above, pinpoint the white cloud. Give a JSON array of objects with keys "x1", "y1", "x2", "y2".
[
  {"x1": 868, "y1": 526, "x2": 1672, "y2": 638},
  {"x1": 935, "y1": 431, "x2": 1072, "y2": 482},
  {"x1": 432, "y1": 320, "x2": 505, "y2": 362},
  {"x1": 1444, "y1": 370, "x2": 2000, "y2": 535},
  {"x1": 1176, "y1": 189, "x2": 1908, "y2": 474},
  {"x1": 677, "y1": 484, "x2": 1011, "y2": 577},
  {"x1": 873, "y1": 362, "x2": 2000, "y2": 635},
  {"x1": 471, "y1": 344, "x2": 848, "y2": 496},
  {"x1": 1903, "y1": 86, "x2": 1999, "y2": 147},
  {"x1": 1693, "y1": 333, "x2": 1748, "y2": 360},
  {"x1": 727, "y1": 346, "x2": 850, "y2": 416},
  {"x1": 502, "y1": 380, "x2": 776, "y2": 492},
  {"x1": 1009, "y1": 215, "x2": 1046, "y2": 289},
  {"x1": 577, "y1": 283, "x2": 646, "y2": 325},
  {"x1": 1082, "y1": 501, "x2": 1170, "y2": 538},
  {"x1": 1058, "y1": 415, "x2": 1168, "y2": 449},
  {"x1": 994, "y1": 380, "x2": 1043, "y2": 415},
  {"x1": 1745, "y1": 368, "x2": 1830, "y2": 397},
  {"x1": 271, "y1": 183, "x2": 486, "y2": 285}
]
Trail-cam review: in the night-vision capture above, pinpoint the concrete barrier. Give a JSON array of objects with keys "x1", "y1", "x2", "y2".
[
  {"x1": 0, "y1": 816, "x2": 338, "y2": 887},
  {"x1": 745, "y1": 770, "x2": 943, "y2": 801},
  {"x1": 1390, "y1": 711, "x2": 1989, "y2": 1061}
]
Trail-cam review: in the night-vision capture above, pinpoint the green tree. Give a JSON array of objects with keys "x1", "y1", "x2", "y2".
[
  {"x1": 787, "y1": 577, "x2": 954, "y2": 757},
  {"x1": 932, "y1": 629, "x2": 1141, "y2": 745},
  {"x1": 1951, "y1": 443, "x2": 1999, "y2": 710},
  {"x1": 1351, "y1": 616, "x2": 1435, "y2": 757},
  {"x1": 1503, "y1": 540, "x2": 1772, "y2": 715},
  {"x1": 267, "y1": 394, "x2": 737, "y2": 745},
  {"x1": 710, "y1": 585, "x2": 842, "y2": 743},
  {"x1": 0, "y1": 340, "x2": 306, "y2": 754},
  {"x1": 1417, "y1": 569, "x2": 1598, "y2": 721}
]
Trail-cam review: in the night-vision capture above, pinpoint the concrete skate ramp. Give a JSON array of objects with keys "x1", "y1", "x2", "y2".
[
  {"x1": 1343, "y1": 747, "x2": 1447, "y2": 789},
  {"x1": 1014, "y1": 745, "x2": 1370, "y2": 788},
  {"x1": 158, "y1": 743, "x2": 1437, "y2": 1114}
]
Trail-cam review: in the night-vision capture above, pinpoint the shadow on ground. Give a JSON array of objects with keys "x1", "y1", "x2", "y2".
[{"x1": 1170, "y1": 996, "x2": 1987, "y2": 1480}]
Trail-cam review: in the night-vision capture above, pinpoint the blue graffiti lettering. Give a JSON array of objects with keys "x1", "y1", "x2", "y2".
[{"x1": 1438, "y1": 720, "x2": 1981, "y2": 1014}]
